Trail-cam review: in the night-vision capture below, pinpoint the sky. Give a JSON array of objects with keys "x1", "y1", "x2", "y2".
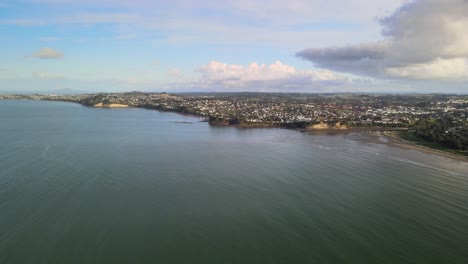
[{"x1": 0, "y1": 0, "x2": 467, "y2": 94}]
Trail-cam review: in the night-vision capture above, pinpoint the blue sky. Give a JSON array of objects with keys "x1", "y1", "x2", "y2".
[{"x1": 1, "y1": 0, "x2": 467, "y2": 93}]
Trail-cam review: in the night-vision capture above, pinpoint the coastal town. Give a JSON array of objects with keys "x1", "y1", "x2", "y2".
[
  {"x1": 1, "y1": 92, "x2": 468, "y2": 150},
  {"x1": 2, "y1": 92, "x2": 467, "y2": 126}
]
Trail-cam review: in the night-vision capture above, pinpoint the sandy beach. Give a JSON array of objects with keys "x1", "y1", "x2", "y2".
[{"x1": 366, "y1": 131, "x2": 468, "y2": 162}]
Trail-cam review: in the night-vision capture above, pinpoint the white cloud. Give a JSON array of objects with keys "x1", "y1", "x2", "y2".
[
  {"x1": 167, "y1": 61, "x2": 354, "y2": 92},
  {"x1": 30, "y1": 47, "x2": 63, "y2": 59},
  {"x1": 197, "y1": 61, "x2": 338, "y2": 82},
  {"x1": 385, "y1": 58, "x2": 468, "y2": 80},
  {"x1": 297, "y1": 0, "x2": 468, "y2": 81}
]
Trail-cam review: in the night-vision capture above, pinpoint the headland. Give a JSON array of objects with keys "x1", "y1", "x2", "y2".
[{"x1": 1, "y1": 92, "x2": 467, "y2": 158}]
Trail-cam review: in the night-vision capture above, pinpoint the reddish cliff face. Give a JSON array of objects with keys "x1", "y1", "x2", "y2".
[
  {"x1": 308, "y1": 121, "x2": 348, "y2": 129},
  {"x1": 94, "y1": 103, "x2": 130, "y2": 108}
]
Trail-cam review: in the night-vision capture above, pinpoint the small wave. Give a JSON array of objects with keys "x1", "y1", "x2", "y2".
[
  {"x1": 315, "y1": 145, "x2": 341, "y2": 151},
  {"x1": 375, "y1": 153, "x2": 462, "y2": 176}
]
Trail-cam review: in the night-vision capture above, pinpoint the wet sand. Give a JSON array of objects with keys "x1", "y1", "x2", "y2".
[{"x1": 366, "y1": 131, "x2": 468, "y2": 162}]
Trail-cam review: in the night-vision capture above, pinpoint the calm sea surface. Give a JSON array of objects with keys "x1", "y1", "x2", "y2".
[{"x1": 1, "y1": 100, "x2": 467, "y2": 263}]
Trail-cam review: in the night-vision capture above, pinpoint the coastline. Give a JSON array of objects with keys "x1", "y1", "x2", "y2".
[
  {"x1": 6, "y1": 99, "x2": 467, "y2": 161},
  {"x1": 300, "y1": 127, "x2": 409, "y2": 133},
  {"x1": 64, "y1": 100, "x2": 468, "y2": 162},
  {"x1": 367, "y1": 131, "x2": 468, "y2": 162}
]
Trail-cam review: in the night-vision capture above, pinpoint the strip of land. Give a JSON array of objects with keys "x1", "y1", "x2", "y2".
[
  {"x1": 1, "y1": 92, "x2": 467, "y2": 159},
  {"x1": 376, "y1": 132, "x2": 468, "y2": 162}
]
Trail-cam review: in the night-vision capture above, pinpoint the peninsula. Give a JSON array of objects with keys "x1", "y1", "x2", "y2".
[{"x1": 1, "y1": 92, "x2": 467, "y2": 154}]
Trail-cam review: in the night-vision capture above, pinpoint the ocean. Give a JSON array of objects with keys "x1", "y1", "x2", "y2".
[{"x1": 1, "y1": 100, "x2": 467, "y2": 263}]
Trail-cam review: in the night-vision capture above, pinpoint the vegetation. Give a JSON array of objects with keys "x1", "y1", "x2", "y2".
[
  {"x1": 410, "y1": 117, "x2": 468, "y2": 151},
  {"x1": 2, "y1": 92, "x2": 467, "y2": 155}
]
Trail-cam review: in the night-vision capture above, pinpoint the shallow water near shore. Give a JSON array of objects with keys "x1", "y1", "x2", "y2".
[{"x1": 1, "y1": 100, "x2": 467, "y2": 263}]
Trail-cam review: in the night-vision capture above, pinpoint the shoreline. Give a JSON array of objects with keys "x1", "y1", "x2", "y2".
[
  {"x1": 66, "y1": 101, "x2": 468, "y2": 161},
  {"x1": 6, "y1": 99, "x2": 467, "y2": 161},
  {"x1": 300, "y1": 127, "x2": 409, "y2": 133},
  {"x1": 367, "y1": 131, "x2": 468, "y2": 162}
]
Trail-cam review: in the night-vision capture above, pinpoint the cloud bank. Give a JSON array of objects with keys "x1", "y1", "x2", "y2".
[
  {"x1": 31, "y1": 47, "x2": 63, "y2": 59},
  {"x1": 197, "y1": 61, "x2": 338, "y2": 82},
  {"x1": 297, "y1": 0, "x2": 468, "y2": 80},
  {"x1": 169, "y1": 61, "x2": 355, "y2": 92}
]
